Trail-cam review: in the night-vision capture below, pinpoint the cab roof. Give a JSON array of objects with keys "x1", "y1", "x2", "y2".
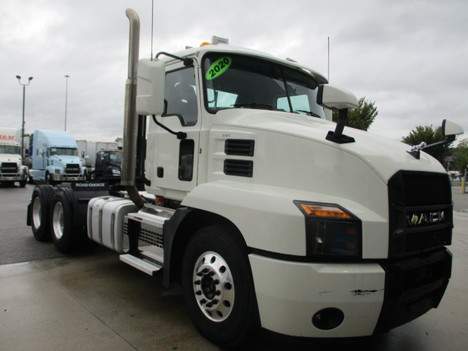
[{"x1": 157, "y1": 44, "x2": 328, "y2": 85}]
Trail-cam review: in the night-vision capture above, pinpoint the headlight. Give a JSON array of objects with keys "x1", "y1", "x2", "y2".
[
  {"x1": 295, "y1": 201, "x2": 362, "y2": 258},
  {"x1": 111, "y1": 169, "x2": 121, "y2": 175}
]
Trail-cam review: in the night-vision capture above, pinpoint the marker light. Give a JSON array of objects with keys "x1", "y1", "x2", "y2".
[{"x1": 299, "y1": 204, "x2": 352, "y2": 219}]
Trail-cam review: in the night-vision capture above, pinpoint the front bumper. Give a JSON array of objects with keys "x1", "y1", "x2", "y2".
[
  {"x1": 249, "y1": 254, "x2": 385, "y2": 337},
  {"x1": 50, "y1": 174, "x2": 84, "y2": 182},
  {"x1": 0, "y1": 173, "x2": 24, "y2": 181},
  {"x1": 249, "y1": 248, "x2": 451, "y2": 338}
]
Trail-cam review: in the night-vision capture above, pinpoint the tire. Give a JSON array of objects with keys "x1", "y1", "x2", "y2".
[
  {"x1": 20, "y1": 179, "x2": 27, "y2": 187},
  {"x1": 30, "y1": 185, "x2": 55, "y2": 241},
  {"x1": 181, "y1": 225, "x2": 259, "y2": 349},
  {"x1": 50, "y1": 187, "x2": 83, "y2": 253}
]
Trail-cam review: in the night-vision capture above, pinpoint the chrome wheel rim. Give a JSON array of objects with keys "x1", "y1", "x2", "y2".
[
  {"x1": 32, "y1": 197, "x2": 42, "y2": 230},
  {"x1": 192, "y1": 251, "x2": 235, "y2": 322},
  {"x1": 52, "y1": 202, "x2": 64, "y2": 240}
]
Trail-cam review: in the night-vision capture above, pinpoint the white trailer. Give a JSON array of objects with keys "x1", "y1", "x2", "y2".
[
  {"x1": 26, "y1": 9, "x2": 464, "y2": 349},
  {"x1": 0, "y1": 127, "x2": 28, "y2": 187}
]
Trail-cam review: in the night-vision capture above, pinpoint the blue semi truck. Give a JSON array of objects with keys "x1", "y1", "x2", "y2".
[{"x1": 29, "y1": 130, "x2": 84, "y2": 184}]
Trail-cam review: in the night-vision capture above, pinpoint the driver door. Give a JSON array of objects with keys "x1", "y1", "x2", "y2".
[{"x1": 146, "y1": 61, "x2": 201, "y2": 200}]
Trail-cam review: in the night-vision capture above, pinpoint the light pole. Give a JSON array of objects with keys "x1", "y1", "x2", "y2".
[
  {"x1": 16, "y1": 75, "x2": 33, "y2": 159},
  {"x1": 64, "y1": 75, "x2": 70, "y2": 131}
]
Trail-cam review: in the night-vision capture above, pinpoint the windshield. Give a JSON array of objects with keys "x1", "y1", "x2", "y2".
[
  {"x1": 0, "y1": 145, "x2": 21, "y2": 154},
  {"x1": 203, "y1": 53, "x2": 325, "y2": 118},
  {"x1": 49, "y1": 147, "x2": 78, "y2": 156},
  {"x1": 109, "y1": 151, "x2": 122, "y2": 163}
]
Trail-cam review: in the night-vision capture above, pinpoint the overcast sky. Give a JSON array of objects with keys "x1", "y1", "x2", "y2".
[{"x1": 1, "y1": 0, "x2": 467, "y2": 143}]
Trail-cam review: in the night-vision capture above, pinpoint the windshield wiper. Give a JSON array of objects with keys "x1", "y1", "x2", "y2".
[
  {"x1": 233, "y1": 103, "x2": 276, "y2": 110},
  {"x1": 294, "y1": 110, "x2": 321, "y2": 118}
]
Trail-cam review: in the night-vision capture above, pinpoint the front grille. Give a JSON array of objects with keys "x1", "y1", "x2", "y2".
[
  {"x1": 1, "y1": 162, "x2": 18, "y2": 173},
  {"x1": 65, "y1": 164, "x2": 80, "y2": 174},
  {"x1": 388, "y1": 171, "x2": 452, "y2": 257}
]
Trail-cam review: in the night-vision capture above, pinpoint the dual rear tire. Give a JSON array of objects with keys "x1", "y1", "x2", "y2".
[{"x1": 29, "y1": 184, "x2": 86, "y2": 252}]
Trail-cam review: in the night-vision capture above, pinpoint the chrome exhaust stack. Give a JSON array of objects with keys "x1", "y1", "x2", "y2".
[{"x1": 121, "y1": 8, "x2": 145, "y2": 208}]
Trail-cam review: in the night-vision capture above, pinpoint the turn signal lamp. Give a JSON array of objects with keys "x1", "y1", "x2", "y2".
[
  {"x1": 299, "y1": 204, "x2": 352, "y2": 219},
  {"x1": 295, "y1": 201, "x2": 362, "y2": 258}
]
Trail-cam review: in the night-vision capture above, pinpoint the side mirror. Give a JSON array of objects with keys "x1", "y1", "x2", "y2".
[
  {"x1": 442, "y1": 119, "x2": 464, "y2": 139},
  {"x1": 317, "y1": 84, "x2": 359, "y2": 144},
  {"x1": 136, "y1": 58, "x2": 165, "y2": 116},
  {"x1": 317, "y1": 84, "x2": 359, "y2": 111},
  {"x1": 408, "y1": 119, "x2": 464, "y2": 159}
]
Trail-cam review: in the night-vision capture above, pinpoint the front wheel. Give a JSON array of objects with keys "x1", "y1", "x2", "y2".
[{"x1": 182, "y1": 225, "x2": 259, "y2": 349}]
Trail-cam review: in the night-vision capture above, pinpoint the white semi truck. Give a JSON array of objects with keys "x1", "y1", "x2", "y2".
[
  {"x1": 26, "y1": 9, "x2": 464, "y2": 348},
  {"x1": 0, "y1": 127, "x2": 28, "y2": 187}
]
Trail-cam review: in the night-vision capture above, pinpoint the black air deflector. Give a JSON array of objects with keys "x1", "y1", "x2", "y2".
[
  {"x1": 224, "y1": 159, "x2": 253, "y2": 177},
  {"x1": 225, "y1": 139, "x2": 255, "y2": 156}
]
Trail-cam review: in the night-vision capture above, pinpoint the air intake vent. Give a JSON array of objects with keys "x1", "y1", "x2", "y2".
[
  {"x1": 224, "y1": 159, "x2": 253, "y2": 177},
  {"x1": 225, "y1": 139, "x2": 255, "y2": 156}
]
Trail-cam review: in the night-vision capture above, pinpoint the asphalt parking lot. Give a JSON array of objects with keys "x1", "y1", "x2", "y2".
[{"x1": 1, "y1": 183, "x2": 467, "y2": 350}]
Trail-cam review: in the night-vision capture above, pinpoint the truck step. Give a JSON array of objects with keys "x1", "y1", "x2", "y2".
[{"x1": 120, "y1": 254, "x2": 162, "y2": 276}]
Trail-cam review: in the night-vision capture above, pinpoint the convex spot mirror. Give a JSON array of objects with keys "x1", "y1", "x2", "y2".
[{"x1": 136, "y1": 58, "x2": 165, "y2": 116}]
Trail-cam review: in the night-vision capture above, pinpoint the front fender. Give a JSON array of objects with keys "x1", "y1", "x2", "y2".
[
  {"x1": 182, "y1": 181, "x2": 389, "y2": 258},
  {"x1": 182, "y1": 181, "x2": 307, "y2": 256}
]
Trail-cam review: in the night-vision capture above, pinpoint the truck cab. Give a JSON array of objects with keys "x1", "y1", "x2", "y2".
[
  {"x1": 0, "y1": 128, "x2": 28, "y2": 187},
  {"x1": 91, "y1": 149, "x2": 122, "y2": 182},
  {"x1": 136, "y1": 43, "x2": 458, "y2": 342},
  {"x1": 29, "y1": 130, "x2": 84, "y2": 184}
]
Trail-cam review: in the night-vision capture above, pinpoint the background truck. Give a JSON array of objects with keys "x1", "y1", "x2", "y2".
[
  {"x1": 29, "y1": 130, "x2": 84, "y2": 184},
  {"x1": 77, "y1": 140, "x2": 121, "y2": 178},
  {"x1": 0, "y1": 127, "x2": 28, "y2": 187},
  {"x1": 26, "y1": 9, "x2": 464, "y2": 349},
  {"x1": 88, "y1": 149, "x2": 122, "y2": 183}
]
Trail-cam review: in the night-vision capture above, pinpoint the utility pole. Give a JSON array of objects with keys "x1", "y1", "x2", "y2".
[{"x1": 64, "y1": 75, "x2": 70, "y2": 131}]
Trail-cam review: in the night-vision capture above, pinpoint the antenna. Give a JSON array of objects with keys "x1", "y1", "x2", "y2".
[
  {"x1": 327, "y1": 36, "x2": 330, "y2": 82},
  {"x1": 151, "y1": 0, "x2": 154, "y2": 60}
]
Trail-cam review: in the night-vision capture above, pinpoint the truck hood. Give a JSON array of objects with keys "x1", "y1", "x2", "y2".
[
  {"x1": 0, "y1": 154, "x2": 21, "y2": 165},
  {"x1": 214, "y1": 109, "x2": 445, "y2": 183},
  {"x1": 50, "y1": 155, "x2": 82, "y2": 165}
]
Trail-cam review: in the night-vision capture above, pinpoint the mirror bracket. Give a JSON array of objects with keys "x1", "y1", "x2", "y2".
[{"x1": 326, "y1": 109, "x2": 355, "y2": 144}]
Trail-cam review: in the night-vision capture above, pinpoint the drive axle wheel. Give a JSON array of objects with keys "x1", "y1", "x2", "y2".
[
  {"x1": 182, "y1": 225, "x2": 259, "y2": 349},
  {"x1": 30, "y1": 185, "x2": 55, "y2": 241},
  {"x1": 50, "y1": 186, "x2": 82, "y2": 253}
]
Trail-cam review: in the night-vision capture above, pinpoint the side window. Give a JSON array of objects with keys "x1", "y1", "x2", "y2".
[{"x1": 164, "y1": 67, "x2": 198, "y2": 126}]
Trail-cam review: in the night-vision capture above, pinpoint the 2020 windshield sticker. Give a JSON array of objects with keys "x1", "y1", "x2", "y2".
[{"x1": 206, "y1": 57, "x2": 232, "y2": 80}]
